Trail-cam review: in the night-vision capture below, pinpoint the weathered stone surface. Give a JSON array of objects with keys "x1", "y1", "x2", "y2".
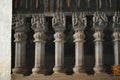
[
  {"x1": 93, "y1": 12, "x2": 108, "y2": 74},
  {"x1": 12, "y1": 74, "x2": 120, "y2": 80},
  {"x1": 0, "y1": 0, "x2": 12, "y2": 80},
  {"x1": 31, "y1": 14, "x2": 47, "y2": 74},
  {"x1": 52, "y1": 13, "x2": 66, "y2": 74}
]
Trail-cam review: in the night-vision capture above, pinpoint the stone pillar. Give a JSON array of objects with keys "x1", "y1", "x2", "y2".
[
  {"x1": 12, "y1": 15, "x2": 28, "y2": 74},
  {"x1": 31, "y1": 14, "x2": 47, "y2": 74},
  {"x1": 72, "y1": 12, "x2": 87, "y2": 75},
  {"x1": 93, "y1": 31, "x2": 104, "y2": 73},
  {"x1": 52, "y1": 12, "x2": 66, "y2": 74},
  {"x1": 113, "y1": 32, "x2": 120, "y2": 66},
  {"x1": 92, "y1": 12, "x2": 108, "y2": 74},
  {"x1": 112, "y1": 12, "x2": 120, "y2": 66}
]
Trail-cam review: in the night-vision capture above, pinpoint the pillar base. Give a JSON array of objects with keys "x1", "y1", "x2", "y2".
[
  {"x1": 53, "y1": 66, "x2": 66, "y2": 74},
  {"x1": 73, "y1": 66, "x2": 87, "y2": 75},
  {"x1": 32, "y1": 67, "x2": 47, "y2": 74},
  {"x1": 12, "y1": 67, "x2": 27, "y2": 74},
  {"x1": 93, "y1": 65, "x2": 104, "y2": 73}
]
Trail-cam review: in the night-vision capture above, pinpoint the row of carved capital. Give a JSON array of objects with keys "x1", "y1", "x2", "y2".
[{"x1": 12, "y1": 12, "x2": 120, "y2": 33}]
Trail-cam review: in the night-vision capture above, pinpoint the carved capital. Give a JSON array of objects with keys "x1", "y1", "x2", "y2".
[
  {"x1": 52, "y1": 12, "x2": 66, "y2": 32},
  {"x1": 113, "y1": 32, "x2": 120, "y2": 41},
  {"x1": 34, "y1": 32, "x2": 46, "y2": 43},
  {"x1": 31, "y1": 14, "x2": 47, "y2": 32},
  {"x1": 73, "y1": 32, "x2": 85, "y2": 42},
  {"x1": 112, "y1": 12, "x2": 120, "y2": 31},
  {"x1": 94, "y1": 31, "x2": 104, "y2": 41},
  {"x1": 54, "y1": 32, "x2": 65, "y2": 42},
  {"x1": 12, "y1": 15, "x2": 28, "y2": 32},
  {"x1": 14, "y1": 32, "x2": 27, "y2": 42},
  {"x1": 72, "y1": 12, "x2": 87, "y2": 32},
  {"x1": 93, "y1": 12, "x2": 108, "y2": 31}
]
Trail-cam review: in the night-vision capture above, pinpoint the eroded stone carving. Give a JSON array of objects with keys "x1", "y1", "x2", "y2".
[
  {"x1": 33, "y1": 32, "x2": 46, "y2": 42},
  {"x1": 93, "y1": 31, "x2": 104, "y2": 41},
  {"x1": 93, "y1": 12, "x2": 108, "y2": 31},
  {"x1": 31, "y1": 14, "x2": 47, "y2": 32},
  {"x1": 73, "y1": 32, "x2": 85, "y2": 42},
  {"x1": 54, "y1": 32, "x2": 65, "y2": 42},
  {"x1": 14, "y1": 32, "x2": 27, "y2": 42},
  {"x1": 72, "y1": 12, "x2": 87, "y2": 32},
  {"x1": 113, "y1": 12, "x2": 120, "y2": 31},
  {"x1": 52, "y1": 12, "x2": 66, "y2": 32},
  {"x1": 12, "y1": 15, "x2": 28, "y2": 32}
]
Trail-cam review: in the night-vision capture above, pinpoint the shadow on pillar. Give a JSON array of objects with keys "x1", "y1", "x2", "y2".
[{"x1": 11, "y1": 16, "x2": 114, "y2": 76}]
